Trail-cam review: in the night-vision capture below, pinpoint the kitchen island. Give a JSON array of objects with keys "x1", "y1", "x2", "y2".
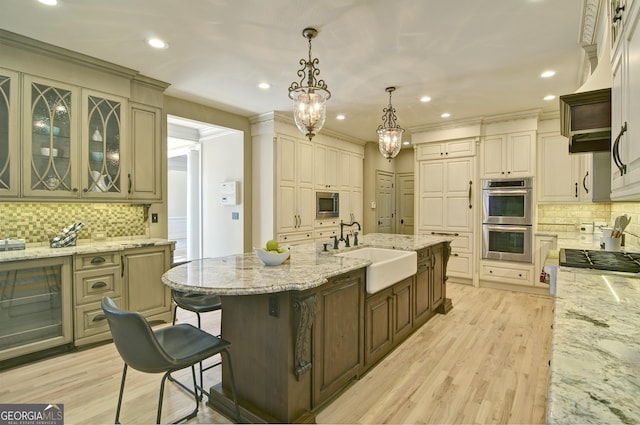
[
  {"x1": 544, "y1": 232, "x2": 640, "y2": 424},
  {"x1": 161, "y1": 234, "x2": 452, "y2": 423}
]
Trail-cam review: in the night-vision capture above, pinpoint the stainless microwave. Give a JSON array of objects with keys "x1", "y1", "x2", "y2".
[{"x1": 316, "y1": 192, "x2": 339, "y2": 219}]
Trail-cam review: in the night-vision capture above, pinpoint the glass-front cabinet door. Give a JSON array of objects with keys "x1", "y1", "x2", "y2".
[
  {"x1": 22, "y1": 75, "x2": 79, "y2": 198},
  {"x1": 0, "y1": 68, "x2": 19, "y2": 198},
  {"x1": 82, "y1": 90, "x2": 126, "y2": 198}
]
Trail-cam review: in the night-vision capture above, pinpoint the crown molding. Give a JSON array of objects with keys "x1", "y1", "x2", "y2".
[
  {"x1": 0, "y1": 29, "x2": 169, "y2": 88},
  {"x1": 580, "y1": 0, "x2": 602, "y2": 46}
]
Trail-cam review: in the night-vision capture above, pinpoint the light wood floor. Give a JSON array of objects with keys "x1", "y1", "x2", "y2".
[{"x1": 0, "y1": 283, "x2": 554, "y2": 424}]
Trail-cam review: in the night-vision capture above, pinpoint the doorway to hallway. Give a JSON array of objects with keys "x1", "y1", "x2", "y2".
[
  {"x1": 167, "y1": 115, "x2": 244, "y2": 262},
  {"x1": 375, "y1": 170, "x2": 414, "y2": 235}
]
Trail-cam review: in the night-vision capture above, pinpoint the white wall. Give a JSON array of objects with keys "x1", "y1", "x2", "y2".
[
  {"x1": 201, "y1": 131, "x2": 244, "y2": 257},
  {"x1": 167, "y1": 163, "x2": 188, "y2": 218}
]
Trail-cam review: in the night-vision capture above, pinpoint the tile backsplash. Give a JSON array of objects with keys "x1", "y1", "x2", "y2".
[
  {"x1": 0, "y1": 203, "x2": 147, "y2": 243},
  {"x1": 538, "y1": 202, "x2": 640, "y2": 247},
  {"x1": 536, "y1": 204, "x2": 611, "y2": 232}
]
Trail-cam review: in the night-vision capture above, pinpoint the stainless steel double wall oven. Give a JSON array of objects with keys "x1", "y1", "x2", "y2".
[{"x1": 482, "y1": 178, "x2": 533, "y2": 263}]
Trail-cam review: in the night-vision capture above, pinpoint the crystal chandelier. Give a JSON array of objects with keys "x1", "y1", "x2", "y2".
[
  {"x1": 288, "y1": 27, "x2": 331, "y2": 141},
  {"x1": 377, "y1": 87, "x2": 404, "y2": 160}
]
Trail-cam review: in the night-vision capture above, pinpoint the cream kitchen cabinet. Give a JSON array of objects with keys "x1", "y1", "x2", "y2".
[
  {"x1": 251, "y1": 113, "x2": 365, "y2": 248},
  {"x1": 480, "y1": 260, "x2": 534, "y2": 287},
  {"x1": 314, "y1": 143, "x2": 339, "y2": 190},
  {"x1": 314, "y1": 219, "x2": 339, "y2": 243},
  {"x1": 423, "y1": 230, "x2": 474, "y2": 282},
  {"x1": 418, "y1": 158, "x2": 474, "y2": 232},
  {"x1": 339, "y1": 151, "x2": 363, "y2": 191},
  {"x1": 416, "y1": 138, "x2": 476, "y2": 161},
  {"x1": 277, "y1": 135, "x2": 315, "y2": 235},
  {"x1": 0, "y1": 68, "x2": 20, "y2": 198},
  {"x1": 417, "y1": 149, "x2": 475, "y2": 284},
  {"x1": 73, "y1": 251, "x2": 122, "y2": 346},
  {"x1": 82, "y1": 89, "x2": 128, "y2": 198},
  {"x1": 610, "y1": 1, "x2": 640, "y2": 200},
  {"x1": 128, "y1": 103, "x2": 162, "y2": 201},
  {"x1": 21, "y1": 79, "x2": 128, "y2": 199},
  {"x1": 339, "y1": 151, "x2": 363, "y2": 225},
  {"x1": 481, "y1": 131, "x2": 535, "y2": 178},
  {"x1": 22, "y1": 75, "x2": 80, "y2": 198},
  {"x1": 340, "y1": 189, "x2": 363, "y2": 226},
  {"x1": 538, "y1": 132, "x2": 610, "y2": 203},
  {"x1": 3, "y1": 30, "x2": 167, "y2": 202},
  {"x1": 123, "y1": 245, "x2": 172, "y2": 323}
]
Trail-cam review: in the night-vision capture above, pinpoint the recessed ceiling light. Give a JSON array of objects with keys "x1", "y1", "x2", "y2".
[
  {"x1": 336, "y1": 114, "x2": 345, "y2": 120},
  {"x1": 258, "y1": 82, "x2": 270, "y2": 89},
  {"x1": 38, "y1": 0, "x2": 57, "y2": 5},
  {"x1": 541, "y1": 70, "x2": 556, "y2": 78},
  {"x1": 543, "y1": 95, "x2": 556, "y2": 101},
  {"x1": 147, "y1": 38, "x2": 168, "y2": 49},
  {"x1": 441, "y1": 113, "x2": 451, "y2": 118},
  {"x1": 403, "y1": 141, "x2": 411, "y2": 145},
  {"x1": 420, "y1": 96, "x2": 432, "y2": 103}
]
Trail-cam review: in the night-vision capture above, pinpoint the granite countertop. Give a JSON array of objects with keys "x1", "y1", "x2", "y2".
[
  {"x1": 161, "y1": 233, "x2": 451, "y2": 296},
  {"x1": 546, "y1": 232, "x2": 640, "y2": 424},
  {"x1": 0, "y1": 238, "x2": 175, "y2": 263}
]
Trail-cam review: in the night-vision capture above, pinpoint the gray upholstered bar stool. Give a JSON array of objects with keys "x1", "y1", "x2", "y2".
[
  {"x1": 170, "y1": 289, "x2": 223, "y2": 398},
  {"x1": 101, "y1": 296, "x2": 240, "y2": 424}
]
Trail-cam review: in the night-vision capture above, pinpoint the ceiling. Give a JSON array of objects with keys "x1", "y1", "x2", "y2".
[{"x1": 1, "y1": 0, "x2": 589, "y2": 142}]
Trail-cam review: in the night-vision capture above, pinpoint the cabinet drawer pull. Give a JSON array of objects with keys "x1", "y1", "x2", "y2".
[
  {"x1": 430, "y1": 231, "x2": 459, "y2": 237},
  {"x1": 612, "y1": 122, "x2": 628, "y2": 176},
  {"x1": 91, "y1": 281, "x2": 107, "y2": 289},
  {"x1": 93, "y1": 314, "x2": 106, "y2": 322},
  {"x1": 90, "y1": 256, "x2": 106, "y2": 265},
  {"x1": 582, "y1": 171, "x2": 589, "y2": 194}
]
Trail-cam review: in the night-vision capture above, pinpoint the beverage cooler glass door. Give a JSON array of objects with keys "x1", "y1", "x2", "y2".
[
  {"x1": 482, "y1": 224, "x2": 533, "y2": 263},
  {"x1": 0, "y1": 257, "x2": 72, "y2": 361}
]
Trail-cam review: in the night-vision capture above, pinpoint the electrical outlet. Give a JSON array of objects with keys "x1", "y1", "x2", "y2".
[{"x1": 151, "y1": 213, "x2": 158, "y2": 223}]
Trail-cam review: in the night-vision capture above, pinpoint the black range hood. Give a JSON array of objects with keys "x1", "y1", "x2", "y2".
[{"x1": 559, "y1": 88, "x2": 611, "y2": 153}]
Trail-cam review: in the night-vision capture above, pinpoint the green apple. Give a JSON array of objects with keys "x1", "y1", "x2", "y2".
[{"x1": 266, "y1": 239, "x2": 279, "y2": 251}]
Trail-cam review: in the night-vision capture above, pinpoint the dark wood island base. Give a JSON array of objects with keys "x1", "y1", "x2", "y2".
[{"x1": 208, "y1": 241, "x2": 451, "y2": 424}]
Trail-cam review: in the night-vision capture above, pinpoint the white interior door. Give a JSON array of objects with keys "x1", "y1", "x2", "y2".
[
  {"x1": 396, "y1": 172, "x2": 414, "y2": 235},
  {"x1": 376, "y1": 170, "x2": 395, "y2": 233}
]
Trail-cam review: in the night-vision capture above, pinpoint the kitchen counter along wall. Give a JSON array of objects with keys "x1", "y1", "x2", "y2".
[{"x1": 546, "y1": 233, "x2": 640, "y2": 424}]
